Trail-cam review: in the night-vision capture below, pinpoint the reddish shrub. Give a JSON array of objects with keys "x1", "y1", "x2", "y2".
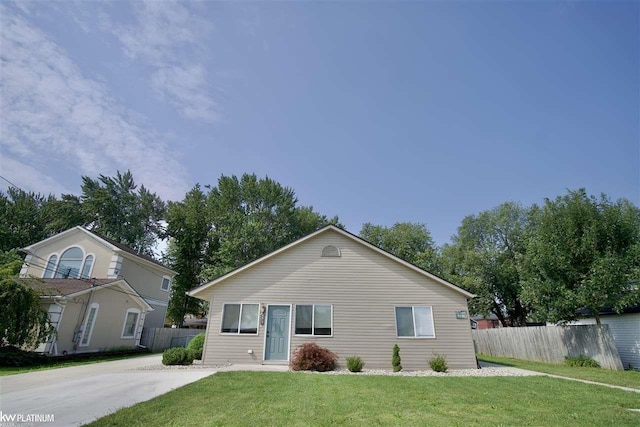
[{"x1": 290, "y1": 342, "x2": 338, "y2": 372}]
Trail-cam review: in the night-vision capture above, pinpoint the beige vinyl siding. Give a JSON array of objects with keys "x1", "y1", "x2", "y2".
[
  {"x1": 201, "y1": 230, "x2": 476, "y2": 370},
  {"x1": 21, "y1": 230, "x2": 112, "y2": 279},
  {"x1": 53, "y1": 286, "x2": 145, "y2": 354}
]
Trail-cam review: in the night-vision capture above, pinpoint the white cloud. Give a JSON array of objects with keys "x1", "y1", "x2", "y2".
[
  {"x1": 104, "y1": 0, "x2": 218, "y2": 122},
  {"x1": 0, "y1": 6, "x2": 190, "y2": 201}
]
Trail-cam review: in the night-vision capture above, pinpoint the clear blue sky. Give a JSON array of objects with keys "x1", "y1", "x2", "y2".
[{"x1": 1, "y1": 1, "x2": 638, "y2": 245}]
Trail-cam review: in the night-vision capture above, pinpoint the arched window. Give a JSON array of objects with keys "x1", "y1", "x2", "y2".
[
  {"x1": 43, "y1": 254, "x2": 58, "y2": 278},
  {"x1": 81, "y1": 255, "x2": 94, "y2": 279},
  {"x1": 55, "y1": 247, "x2": 84, "y2": 279}
]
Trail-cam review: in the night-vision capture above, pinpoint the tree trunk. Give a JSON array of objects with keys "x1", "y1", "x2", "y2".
[{"x1": 594, "y1": 312, "x2": 601, "y2": 325}]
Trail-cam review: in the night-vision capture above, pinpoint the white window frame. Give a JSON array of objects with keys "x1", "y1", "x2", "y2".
[
  {"x1": 80, "y1": 253, "x2": 95, "y2": 279},
  {"x1": 160, "y1": 275, "x2": 171, "y2": 292},
  {"x1": 220, "y1": 303, "x2": 260, "y2": 335},
  {"x1": 394, "y1": 306, "x2": 436, "y2": 339},
  {"x1": 42, "y1": 253, "x2": 59, "y2": 278},
  {"x1": 121, "y1": 308, "x2": 141, "y2": 339},
  {"x1": 79, "y1": 303, "x2": 99, "y2": 347},
  {"x1": 294, "y1": 304, "x2": 333, "y2": 337}
]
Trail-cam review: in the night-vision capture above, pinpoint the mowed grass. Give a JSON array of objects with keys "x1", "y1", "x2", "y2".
[
  {"x1": 478, "y1": 354, "x2": 640, "y2": 389},
  {"x1": 87, "y1": 372, "x2": 640, "y2": 426}
]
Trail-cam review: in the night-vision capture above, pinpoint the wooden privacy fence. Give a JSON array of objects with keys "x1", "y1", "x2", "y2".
[
  {"x1": 140, "y1": 328, "x2": 200, "y2": 353},
  {"x1": 472, "y1": 325, "x2": 624, "y2": 370}
]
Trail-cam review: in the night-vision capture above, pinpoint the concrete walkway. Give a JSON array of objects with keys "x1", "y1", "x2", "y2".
[{"x1": 0, "y1": 354, "x2": 217, "y2": 426}]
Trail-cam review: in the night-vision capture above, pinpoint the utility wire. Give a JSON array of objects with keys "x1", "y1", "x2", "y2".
[{"x1": 22, "y1": 257, "x2": 172, "y2": 303}]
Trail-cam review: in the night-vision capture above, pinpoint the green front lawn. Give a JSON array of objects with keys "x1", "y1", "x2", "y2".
[
  {"x1": 87, "y1": 372, "x2": 640, "y2": 426},
  {"x1": 0, "y1": 352, "x2": 151, "y2": 376},
  {"x1": 478, "y1": 354, "x2": 640, "y2": 389}
]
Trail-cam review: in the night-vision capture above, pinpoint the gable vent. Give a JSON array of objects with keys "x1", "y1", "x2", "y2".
[{"x1": 321, "y1": 245, "x2": 341, "y2": 257}]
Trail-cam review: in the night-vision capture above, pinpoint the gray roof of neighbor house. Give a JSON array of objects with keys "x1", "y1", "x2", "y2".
[
  {"x1": 92, "y1": 231, "x2": 170, "y2": 270},
  {"x1": 19, "y1": 278, "x2": 154, "y2": 311},
  {"x1": 19, "y1": 278, "x2": 117, "y2": 297}
]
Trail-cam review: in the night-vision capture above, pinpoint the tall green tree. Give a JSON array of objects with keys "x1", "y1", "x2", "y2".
[
  {"x1": 0, "y1": 252, "x2": 54, "y2": 349},
  {"x1": 441, "y1": 202, "x2": 530, "y2": 326},
  {"x1": 522, "y1": 189, "x2": 640, "y2": 324},
  {"x1": 165, "y1": 185, "x2": 210, "y2": 326},
  {"x1": 202, "y1": 174, "x2": 340, "y2": 279},
  {"x1": 81, "y1": 170, "x2": 166, "y2": 255},
  {"x1": 0, "y1": 188, "x2": 85, "y2": 251},
  {"x1": 359, "y1": 222, "x2": 440, "y2": 273}
]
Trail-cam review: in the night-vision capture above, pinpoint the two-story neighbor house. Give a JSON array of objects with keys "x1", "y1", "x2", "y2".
[{"x1": 19, "y1": 226, "x2": 175, "y2": 355}]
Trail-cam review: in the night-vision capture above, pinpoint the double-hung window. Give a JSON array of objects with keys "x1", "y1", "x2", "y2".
[
  {"x1": 221, "y1": 303, "x2": 259, "y2": 334},
  {"x1": 395, "y1": 306, "x2": 435, "y2": 338},
  {"x1": 295, "y1": 304, "x2": 332, "y2": 336},
  {"x1": 121, "y1": 308, "x2": 140, "y2": 338}
]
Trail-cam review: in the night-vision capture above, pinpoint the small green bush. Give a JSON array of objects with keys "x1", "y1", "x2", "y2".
[
  {"x1": 187, "y1": 333, "x2": 205, "y2": 360},
  {"x1": 564, "y1": 355, "x2": 600, "y2": 368},
  {"x1": 392, "y1": 344, "x2": 402, "y2": 372},
  {"x1": 162, "y1": 347, "x2": 194, "y2": 366},
  {"x1": 0, "y1": 346, "x2": 50, "y2": 367},
  {"x1": 346, "y1": 356, "x2": 365, "y2": 373},
  {"x1": 429, "y1": 353, "x2": 448, "y2": 373},
  {"x1": 290, "y1": 342, "x2": 337, "y2": 372}
]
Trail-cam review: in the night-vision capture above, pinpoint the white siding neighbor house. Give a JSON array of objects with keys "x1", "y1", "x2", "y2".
[
  {"x1": 19, "y1": 227, "x2": 175, "y2": 355},
  {"x1": 189, "y1": 225, "x2": 477, "y2": 370},
  {"x1": 574, "y1": 306, "x2": 640, "y2": 371}
]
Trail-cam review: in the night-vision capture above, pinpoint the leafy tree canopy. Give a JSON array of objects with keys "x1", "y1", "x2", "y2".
[
  {"x1": 441, "y1": 202, "x2": 530, "y2": 326},
  {"x1": 359, "y1": 222, "x2": 440, "y2": 273},
  {"x1": 0, "y1": 188, "x2": 85, "y2": 251},
  {"x1": 0, "y1": 251, "x2": 54, "y2": 349},
  {"x1": 81, "y1": 170, "x2": 166, "y2": 256},
  {"x1": 165, "y1": 185, "x2": 210, "y2": 326},
  {"x1": 522, "y1": 189, "x2": 640, "y2": 324},
  {"x1": 202, "y1": 173, "x2": 341, "y2": 279}
]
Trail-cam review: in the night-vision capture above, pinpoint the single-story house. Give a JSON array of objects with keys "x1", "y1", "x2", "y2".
[
  {"x1": 574, "y1": 305, "x2": 640, "y2": 371},
  {"x1": 471, "y1": 313, "x2": 503, "y2": 330},
  {"x1": 188, "y1": 225, "x2": 477, "y2": 370},
  {"x1": 22, "y1": 278, "x2": 153, "y2": 355}
]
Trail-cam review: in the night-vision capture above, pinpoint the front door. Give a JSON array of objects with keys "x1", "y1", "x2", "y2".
[{"x1": 264, "y1": 305, "x2": 290, "y2": 361}]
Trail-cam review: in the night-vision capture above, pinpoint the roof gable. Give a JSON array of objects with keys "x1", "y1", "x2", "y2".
[
  {"x1": 188, "y1": 225, "x2": 474, "y2": 299},
  {"x1": 23, "y1": 226, "x2": 174, "y2": 274}
]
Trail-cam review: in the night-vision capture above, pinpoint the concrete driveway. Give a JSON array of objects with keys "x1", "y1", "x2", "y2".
[{"x1": 0, "y1": 354, "x2": 216, "y2": 426}]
